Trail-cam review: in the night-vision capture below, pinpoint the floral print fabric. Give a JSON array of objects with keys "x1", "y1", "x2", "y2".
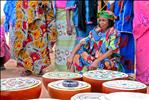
[{"x1": 13, "y1": 1, "x2": 57, "y2": 75}]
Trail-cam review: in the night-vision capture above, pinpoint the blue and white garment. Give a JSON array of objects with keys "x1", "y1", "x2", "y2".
[
  {"x1": 113, "y1": 0, "x2": 134, "y2": 33},
  {"x1": 3, "y1": 1, "x2": 16, "y2": 59},
  {"x1": 3, "y1": 0, "x2": 16, "y2": 33},
  {"x1": 108, "y1": 0, "x2": 135, "y2": 74}
]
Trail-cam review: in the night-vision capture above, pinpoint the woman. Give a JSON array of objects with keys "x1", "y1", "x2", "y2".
[
  {"x1": 54, "y1": 1, "x2": 75, "y2": 71},
  {"x1": 67, "y1": 11, "x2": 123, "y2": 74},
  {"x1": 133, "y1": 1, "x2": 149, "y2": 85},
  {"x1": 4, "y1": 1, "x2": 57, "y2": 76}
]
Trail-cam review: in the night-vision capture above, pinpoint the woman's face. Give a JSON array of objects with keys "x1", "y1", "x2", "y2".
[{"x1": 98, "y1": 17, "x2": 109, "y2": 31}]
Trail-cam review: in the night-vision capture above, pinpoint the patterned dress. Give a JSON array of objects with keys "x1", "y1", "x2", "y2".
[
  {"x1": 55, "y1": 1, "x2": 75, "y2": 71},
  {"x1": 73, "y1": 27, "x2": 123, "y2": 74},
  {"x1": 12, "y1": 1, "x2": 57, "y2": 75}
]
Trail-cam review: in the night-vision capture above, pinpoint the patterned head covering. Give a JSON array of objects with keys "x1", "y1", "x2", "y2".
[{"x1": 97, "y1": 10, "x2": 116, "y2": 20}]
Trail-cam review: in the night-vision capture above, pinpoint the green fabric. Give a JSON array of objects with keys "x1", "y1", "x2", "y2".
[
  {"x1": 55, "y1": 64, "x2": 69, "y2": 71},
  {"x1": 55, "y1": 9, "x2": 75, "y2": 72},
  {"x1": 97, "y1": 11, "x2": 115, "y2": 20}
]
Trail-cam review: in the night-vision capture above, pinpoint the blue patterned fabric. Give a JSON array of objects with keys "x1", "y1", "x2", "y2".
[
  {"x1": 113, "y1": 0, "x2": 134, "y2": 33},
  {"x1": 73, "y1": 27, "x2": 124, "y2": 74},
  {"x1": 108, "y1": 0, "x2": 135, "y2": 74},
  {"x1": 120, "y1": 33, "x2": 135, "y2": 73},
  {"x1": 66, "y1": 0, "x2": 93, "y2": 27},
  {"x1": 3, "y1": 1, "x2": 16, "y2": 32}
]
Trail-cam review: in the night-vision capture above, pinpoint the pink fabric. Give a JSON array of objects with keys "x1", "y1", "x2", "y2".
[
  {"x1": 133, "y1": 1, "x2": 149, "y2": 84},
  {"x1": 0, "y1": 25, "x2": 10, "y2": 63},
  {"x1": 0, "y1": 25, "x2": 6, "y2": 57},
  {"x1": 56, "y1": 1, "x2": 66, "y2": 9}
]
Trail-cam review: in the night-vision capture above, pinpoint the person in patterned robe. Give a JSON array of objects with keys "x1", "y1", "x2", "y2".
[
  {"x1": 67, "y1": 11, "x2": 123, "y2": 74},
  {"x1": 4, "y1": 1, "x2": 57, "y2": 76}
]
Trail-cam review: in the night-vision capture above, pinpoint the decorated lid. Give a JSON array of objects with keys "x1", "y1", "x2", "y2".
[
  {"x1": 1, "y1": 77, "x2": 41, "y2": 91},
  {"x1": 43, "y1": 72, "x2": 82, "y2": 79},
  {"x1": 83, "y1": 70, "x2": 128, "y2": 80},
  {"x1": 48, "y1": 80, "x2": 91, "y2": 91},
  {"x1": 71, "y1": 93, "x2": 106, "y2": 100},
  {"x1": 103, "y1": 80, "x2": 147, "y2": 90},
  {"x1": 103, "y1": 92, "x2": 149, "y2": 100}
]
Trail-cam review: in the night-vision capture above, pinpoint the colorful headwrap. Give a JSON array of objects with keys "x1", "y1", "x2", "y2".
[{"x1": 97, "y1": 10, "x2": 116, "y2": 20}]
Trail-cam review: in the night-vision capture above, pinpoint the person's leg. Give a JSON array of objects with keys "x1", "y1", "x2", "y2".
[
  {"x1": 17, "y1": 62, "x2": 32, "y2": 76},
  {"x1": 21, "y1": 70, "x2": 32, "y2": 76}
]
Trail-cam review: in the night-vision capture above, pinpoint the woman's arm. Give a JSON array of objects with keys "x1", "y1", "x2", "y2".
[
  {"x1": 66, "y1": 0, "x2": 76, "y2": 35},
  {"x1": 66, "y1": 10, "x2": 71, "y2": 27},
  {"x1": 89, "y1": 49, "x2": 113, "y2": 69},
  {"x1": 66, "y1": 9, "x2": 72, "y2": 35},
  {"x1": 97, "y1": 49, "x2": 113, "y2": 61},
  {"x1": 71, "y1": 43, "x2": 83, "y2": 58},
  {"x1": 66, "y1": 42, "x2": 84, "y2": 70}
]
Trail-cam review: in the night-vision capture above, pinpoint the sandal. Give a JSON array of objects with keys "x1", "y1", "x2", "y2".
[
  {"x1": 37, "y1": 70, "x2": 46, "y2": 77},
  {"x1": 21, "y1": 70, "x2": 32, "y2": 76}
]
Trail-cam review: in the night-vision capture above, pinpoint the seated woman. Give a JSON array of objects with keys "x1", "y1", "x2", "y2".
[{"x1": 66, "y1": 10, "x2": 124, "y2": 74}]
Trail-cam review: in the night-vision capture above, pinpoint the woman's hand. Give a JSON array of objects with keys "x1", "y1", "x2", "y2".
[
  {"x1": 89, "y1": 59, "x2": 99, "y2": 70},
  {"x1": 67, "y1": 25, "x2": 73, "y2": 35},
  {"x1": 66, "y1": 55, "x2": 74, "y2": 71}
]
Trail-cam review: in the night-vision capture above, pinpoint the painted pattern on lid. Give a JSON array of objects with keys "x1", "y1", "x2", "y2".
[
  {"x1": 71, "y1": 93, "x2": 106, "y2": 100},
  {"x1": 103, "y1": 80, "x2": 147, "y2": 90},
  {"x1": 1, "y1": 77, "x2": 40, "y2": 91},
  {"x1": 43, "y1": 72, "x2": 82, "y2": 79},
  {"x1": 83, "y1": 69, "x2": 128, "y2": 80}
]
